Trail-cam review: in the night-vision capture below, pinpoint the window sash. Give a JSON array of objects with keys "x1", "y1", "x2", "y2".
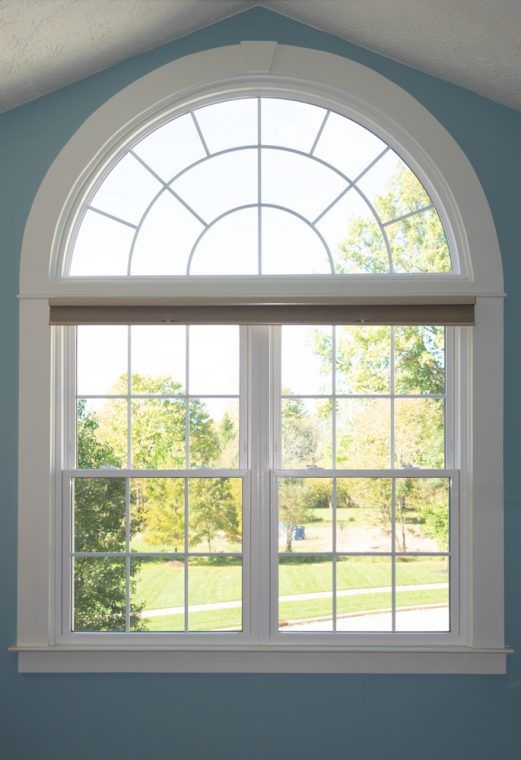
[
  {"x1": 62, "y1": 470, "x2": 250, "y2": 638},
  {"x1": 269, "y1": 470, "x2": 458, "y2": 641}
]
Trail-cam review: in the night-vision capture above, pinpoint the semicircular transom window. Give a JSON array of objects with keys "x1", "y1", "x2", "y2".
[{"x1": 67, "y1": 97, "x2": 453, "y2": 277}]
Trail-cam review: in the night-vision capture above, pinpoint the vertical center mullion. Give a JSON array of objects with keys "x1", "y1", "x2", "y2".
[{"x1": 250, "y1": 325, "x2": 272, "y2": 643}]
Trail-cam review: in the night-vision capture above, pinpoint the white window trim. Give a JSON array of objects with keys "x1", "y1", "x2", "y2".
[{"x1": 14, "y1": 43, "x2": 508, "y2": 673}]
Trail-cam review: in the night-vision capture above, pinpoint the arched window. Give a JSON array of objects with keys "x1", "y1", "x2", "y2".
[
  {"x1": 67, "y1": 97, "x2": 452, "y2": 277},
  {"x1": 15, "y1": 43, "x2": 506, "y2": 674}
]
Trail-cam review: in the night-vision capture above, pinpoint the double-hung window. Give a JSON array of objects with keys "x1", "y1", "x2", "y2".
[
  {"x1": 15, "y1": 44, "x2": 506, "y2": 672},
  {"x1": 60, "y1": 315, "x2": 461, "y2": 643}
]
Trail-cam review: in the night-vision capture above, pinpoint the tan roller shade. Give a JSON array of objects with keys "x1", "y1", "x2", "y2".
[{"x1": 49, "y1": 298, "x2": 475, "y2": 326}]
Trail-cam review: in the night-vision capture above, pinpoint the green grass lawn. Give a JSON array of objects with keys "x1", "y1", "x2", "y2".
[{"x1": 132, "y1": 555, "x2": 448, "y2": 631}]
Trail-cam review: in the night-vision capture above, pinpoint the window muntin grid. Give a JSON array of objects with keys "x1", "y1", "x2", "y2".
[
  {"x1": 67, "y1": 98, "x2": 452, "y2": 277},
  {"x1": 274, "y1": 325, "x2": 453, "y2": 634}
]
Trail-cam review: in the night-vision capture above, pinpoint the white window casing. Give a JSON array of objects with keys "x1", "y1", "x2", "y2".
[{"x1": 14, "y1": 42, "x2": 507, "y2": 673}]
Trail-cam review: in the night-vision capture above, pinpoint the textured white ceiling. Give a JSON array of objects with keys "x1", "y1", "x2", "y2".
[{"x1": 0, "y1": 0, "x2": 520, "y2": 114}]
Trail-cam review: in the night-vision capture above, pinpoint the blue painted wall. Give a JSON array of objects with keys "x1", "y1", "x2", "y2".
[{"x1": 1, "y1": 8, "x2": 520, "y2": 759}]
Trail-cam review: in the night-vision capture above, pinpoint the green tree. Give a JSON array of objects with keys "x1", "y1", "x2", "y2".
[
  {"x1": 75, "y1": 400, "x2": 145, "y2": 631},
  {"x1": 218, "y1": 409, "x2": 240, "y2": 468},
  {"x1": 189, "y1": 478, "x2": 241, "y2": 552},
  {"x1": 279, "y1": 479, "x2": 313, "y2": 552},
  {"x1": 336, "y1": 162, "x2": 451, "y2": 274},
  {"x1": 131, "y1": 477, "x2": 185, "y2": 551},
  {"x1": 281, "y1": 396, "x2": 317, "y2": 467},
  {"x1": 311, "y1": 165, "x2": 450, "y2": 548},
  {"x1": 98, "y1": 374, "x2": 241, "y2": 553}
]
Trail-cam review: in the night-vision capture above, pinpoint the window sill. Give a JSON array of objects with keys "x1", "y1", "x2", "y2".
[{"x1": 10, "y1": 644, "x2": 512, "y2": 674}]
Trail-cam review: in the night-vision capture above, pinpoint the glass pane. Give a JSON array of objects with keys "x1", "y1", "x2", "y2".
[
  {"x1": 188, "y1": 556, "x2": 242, "y2": 631},
  {"x1": 357, "y1": 150, "x2": 431, "y2": 223},
  {"x1": 281, "y1": 398, "x2": 332, "y2": 469},
  {"x1": 336, "y1": 326, "x2": 391, "y2": 394},
  {"x1": 281, "y1": 326, "x2": 332, "y2": 395},
  {"x1": 317, "y1": 190, "x2": 389, "y2": 274},
  {"x1": 91, "y1": 153, "x2": 162, "y2": 225},
  {"x1": 131, "y1": 557, "x2": 185, "y2": 632},
  {"x1": 133, "y1": 113, "x2": 206, "y2": 182},
  {"x1": 189, "y1": 325, "x2": 239, "y2": 395},
  {"x1": 394, "y1": 398, "x2": 444, "y2": 468},
  {"x1": 131, "y1": 191, "x2": 204, "y2": 275},
  {"x1": 388, "y1": 208, "x2": 451, "y2": 273},
  {"x1": 262, "y1": 148, "x2": 346, "y2": 220},
  {"x1": 279, "y1": 556, "x2": 332, "y2": 631},
  {"x1": 336, "y1": 399, "x2": 391, "y2": 469},
  {"x1": 336, "y1": 557, "x2": 392, "y2": 631},
  {"x1": 395, "y1": 478, "x2": 450, "y2": 553},
  {"x1": 261, "y1": 207, "x2": 331, "y2": 274},
  {"x1": 395, "y1": 556, "x2": 449, "y2": 632},
  {"x1": 73, "y1": 477, "x2": 125, "y2": 552},
  {"x1": 278, "y1": 479, "x2": 333, "y2": 553},
  {"x1": 77, "y1": 325, "x2": 128, "y2": 396},
  {"x1": 131, "y1": 398, "x2": 186, "y2": 469},
  {"x1": 336, "y1": 478, "x2": 392, "y2": 552},
  {"x1": 171, "y1": 149, "x2": 257, "y2": 223},
  {"x1": 188, "y1": 478, "x2": 242, "y2": 553},
  {"x1": 70, "y1": 210, "x2": 133, "y2": 276},
  {"x1": 73, "y1": 557, "x2": 126, "y2": 632},
  {"x1": 130, "y1": 478, "x2": 185, "y2": 553},
  {"x1": 76, "y1": 398, "x2": 127, "y2": 469},
  {"x1": 194, "y1": 99, "x2": 258, "y2": 153},
  {"x1": 190, "y1": 398, "x2": 239, "y2": 468},
  {"x1": 131, "y1": 325, "x2": 186, "y2": 393},
  {"x1": 314, "y1": 112, "x2": 386, "y2": 180},
  {"x1": 190, "y1": 207, "x2": 258, "y2": 275},
  {"x1": 394, "y1": 326, "x2": 445, "y2": 395},
  {"x1": 261, "y1": 98, "x2": 326, "y2": 153}
]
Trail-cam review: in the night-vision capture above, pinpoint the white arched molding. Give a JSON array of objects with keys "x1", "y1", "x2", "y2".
[
  {"x1": 20, "y1": 41, "x2": 502, "y2": 298},
  {"x1": 15, "y1": 43, "x2": 508, "y2": 674}
]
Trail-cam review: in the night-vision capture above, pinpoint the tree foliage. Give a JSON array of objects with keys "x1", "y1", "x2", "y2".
[
  {"x1": 189, "y1": 478, "x2": 241, "y2": 553},
  {"x1": 278, "y1": 479, "x2": 314, "y2": 552},
  {"x1": 279, "y1": 166, "x2": 450, "y2": 550},
  {"x1": 75, "y1": 400, "x2": 144, "y2": 631},
  {"x1": 76, "y1": 374, "x2": 242, "y2": 630},
  {"x1": 336, "y1": 162, "x2": 451, "y2": 274}
]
